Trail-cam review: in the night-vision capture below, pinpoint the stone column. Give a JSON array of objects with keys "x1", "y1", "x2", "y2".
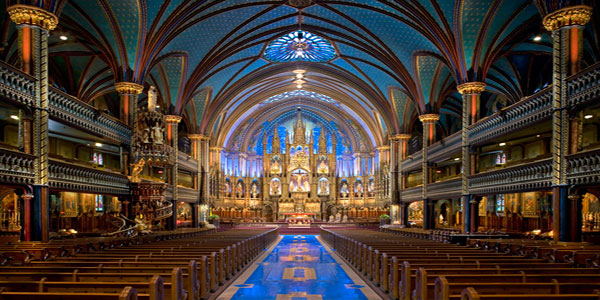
[
  {"x1": 198, "y1": 136, "x2": 211, "y2": 209},
  {"x1": 419, "y1": 114, "x2": 439, "y2": 230},
  {"x1": 457, "y1": 82, "x2": 486, "y2": 233},
  {"x1": 8, "y1": 4, "x2": 58, "y2": 242},
  {"x1": 542, "y1": 5, "x2": 592, "y2": 242},
  {"x1": 165, "y1": 115, "x2": 182, "y2": 230}
]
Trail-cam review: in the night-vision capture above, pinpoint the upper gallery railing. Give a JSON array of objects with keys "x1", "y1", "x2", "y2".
[
  {"x1": 49, "y1": 88, "x2": 131, "y2": 144},
  {"x1": 178, "y1": 151, "x2": 198, "y2": 173},
  {"x1": 0, "y1": 61, "x2": 131, "y2": 144},
  {"x1": 0, "y1": 148, "x2": 35, "y2": 185},
  {"x1": 468, "y1": 158, "x2": 552, "y2": 195},
  {"x1": 49, "y1": 158, "x2": 129, "y2": 195}
]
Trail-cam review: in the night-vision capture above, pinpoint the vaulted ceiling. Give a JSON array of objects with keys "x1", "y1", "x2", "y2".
[{"x1": 1, "y1": 0, "x2": 597, "y2": 151}]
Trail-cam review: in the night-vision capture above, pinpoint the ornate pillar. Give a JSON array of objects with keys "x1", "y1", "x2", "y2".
[
  {"x1": 8, "y1": 5, "x2": 58, "y2": 242},
  {"x1": 188, "y1": 134, "x2": 203, "y2": 227},
  {"x1": 419, "y1": 114, "x2": 439, "y2": 230},
  {"x1": 543, "y1": 5, "x2": 592, "y2": 242},
  {"x1": 115, "y1": 82, "x2": 143, "y2": 178},
  {"x1": 165, "y1": 115, "x2": 182, "y2": 230},
  {"x1": 457, "y1": 82, "x2": 486, "y2": 233},
  {"x1": 198, "y1": 136, "x2": 211, "y2": 207}
]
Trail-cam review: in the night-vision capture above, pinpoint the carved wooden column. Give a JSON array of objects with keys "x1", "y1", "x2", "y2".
[
  {"x1": 115, "y1": 82, "x2": 143, "y2": 177},
  {"x1": 165, "y1": 115, "x2": 182, "y2": 230},
  {"x1": 189, "y1": 134, "x2": 203, "y2": 227},
  {"x1": 391, "y1": 134, "x2": 410, "y2": 225},
  {"x1": 457, "y1": 82, "x2": 485, "y2": 233},
  {"x1": 8, "y1": 4, "x2": 58, "y2": 242},
  {"x1": 419, "y1": 114, "x2": 439, "y2": 230},
  {"x1": 543, "y1": 5, "x2": 592, "y2": 242}
]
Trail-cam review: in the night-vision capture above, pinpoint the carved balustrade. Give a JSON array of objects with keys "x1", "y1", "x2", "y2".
[
  {"x1": 178, "y1": 186, "x2": 199, "y2": 203},
  {"x1": 568, "y1": 62, "x2": 600, "y2": 107},
  {"x1": 0, "y1": 61, "x2": 35, "y2": 106},
  {"x1": 0, "y1": 149, "x2": 35, "y2": 184},
  {"x1": 400, "y1": 186, "x2": 422, "y2": 202},
  {"x1": 567, "y1": 148, "x2": 600, "y2": 185},
  {"x1": 178, "y1": 151, "x2": 198, "y2": 173},
  {"x1": 49, "y1": 88, "x2": 131, "y2": 144},
  {"x1": 49, "y1": 159, "x2": 129, "y2": 195},
  {"x1": 427, "y1": 178, "x2": 461, "y2": 200},
  {"x1": 468, "y1": 158, "x2": 552, "y2": 195},
  {"x1": 469, "y1": 87, "x2": 552, "y2": 145}
]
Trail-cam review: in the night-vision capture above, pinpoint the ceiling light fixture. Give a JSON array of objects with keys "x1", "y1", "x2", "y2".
[
  {"x1": 584, "y1": 114, "x2": 593, "y2": 119},
  {"x1": 533, "y1": 35, "x2": 542, "y2": 42},
  {"x1": 95, "y1": 142, "x2": 103, "y2": 147},
  {"x1": 59, "y1": 35, "x2": 68, "y2": 41},
  {"x1": 499, "y1": 142, "x2": 506, "y2": 146},
  {"x1": 10, "y1": 115, "x2": 19, "y2": 120},
  {"x1": 454, "y1": 158, "x2": 460, "y2": 161}
]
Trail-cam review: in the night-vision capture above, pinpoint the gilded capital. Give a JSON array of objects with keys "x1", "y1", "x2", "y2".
[
  {"x1": 376, "y1": 145, "x2": 390, "y2": 151},
  {"x1": 7, "y1": 5, "x2": 58, "y2": 31},
  {"x1": 418, "y1": 114, "x2": 440, "y2": 124},
  {"x1": 457, "y1": 82, "x2": 486, "y2": 95},
  {"x1": 543, "y1": 5, "x2": 593, "y2": 32},
  {"x1": 189, "y1": 134, "x2": 210, "y2": 141},
  {"x1": 115, "y1": 82, "x2": 143, "y2": 95},
  {"x1": 390, "y1": 133, "x2": 411, "y2": 141},
  {"x1": 165, "y1": 115, "x2": 182, "y2": 124}
]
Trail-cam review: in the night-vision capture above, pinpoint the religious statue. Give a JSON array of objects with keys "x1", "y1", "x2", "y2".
[
  {"x1": 224, "y1": 180, "x2": 231, "y2": 197},
  {"x1": 356, "y1": 182, "x2": 363, "y2": 197},
  {"x1": 335, "y1": 212, "x2": 342, "y2": 223},
  {"x1": 317, "y1": 160, "x2": 328, "y2": 174},
  {"x1": 270, "y1": 179, "x2": 281, "y2": 195},
  {"x1": 142, "y1": 127, "x2": 150, "y2": 143},
  {"x1": 318, "y1": 179, "x2": 329, "y2": 195},
  {"x1": 251, "y1": 183, "x2": 259, "y2": 198},
  {"x1": 236, "y1": 181, "x2": 243, "y2": 197},
  {"x1": 340, "y1": 182, "x2": 349, "y2": 198},
  {"x1": 152, "y1": 124, "x2": 164, "y2": 144},
  {"x1": 148, "y1": 86, "x2": 157, "y2": 112},
  {"x1": 130, "y1": 158, "x2": 145, "y2": 183},
  {"x1": 271, "y1": 160, "x2": 281, "y2": 174}
]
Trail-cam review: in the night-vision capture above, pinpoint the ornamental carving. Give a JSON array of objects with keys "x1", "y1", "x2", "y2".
[
  {"x1": 7, "y1": 5, "x2": 58, "y2": 31},
  {"x1": 542, "y1": 5, "x2": 593, "y2": 32}
]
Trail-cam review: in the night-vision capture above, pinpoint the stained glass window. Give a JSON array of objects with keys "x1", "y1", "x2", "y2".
[
  {"x1": 98, "y1": 153, "x2": 103, "y2": 166},
  {"x1": 496, "y1": 194, "x2": 505, "y2": 212},
  {"x1": 264, "y1": 30, "x2": 336, "y2": 62},
  {"x1": 496, "y1": 152, "x2": 506, "y2": 165},
  {"x1": 95, "y1": 195, "x2": 103, "y2": 212},
  {"x1": 93, "y1": 153, "x2": 98, "y2": 164}
]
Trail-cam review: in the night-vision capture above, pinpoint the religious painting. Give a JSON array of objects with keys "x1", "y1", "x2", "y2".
[
  {"x1": 250, "y1": 179, "x2": 259, "y2": 198},
  {"x1": 355, "y1": 179, "x2": 364, "y2": 197},
  {"x1": 289, "y1": 169, "x2": 310, "y2": 192},
  {"x1": 81, "y1": 193, "x2": 94, "y2": 214},
  {"x1": 270, "y1": 178, "x2": 281, "y2": 196},
  {"x1": 367, "y1": 177, "x2": 375, "y2": 197},
  {"x1": 61, "y1": 192, "x2": 78, "y2": 217},
  {"x1": 479, "y1": 196, "x2": 487, "y2": 216},
  {"x1": 340, "y1": 179, "x2": 349, "y2": 198},
  {"x1": 408, "y1": 201, "x2": 423, "y2": 223},
  {"x1": 522, "y1": 192, "x2": 538, "y2": 216},
  {"x1": 318, "y1": 177, "x2": 329, "y2": 195},
  {"x1": 317, "y1": 155, "x2": 329, "y2": 174}
]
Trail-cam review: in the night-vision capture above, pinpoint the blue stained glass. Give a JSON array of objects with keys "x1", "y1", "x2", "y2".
[{"x1": 264, "y1": 30, "x2": 337, "y2": 62}]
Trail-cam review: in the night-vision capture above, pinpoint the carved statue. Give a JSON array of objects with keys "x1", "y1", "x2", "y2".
[
  {"x1": 130, "y1": 158, "x2": 146, "y2": 183},
  {"x1": 148, "y1": 86, "x2": 157, "y2": 112},
  {"x1": 251, "y1": 183, "x2": 259, "y2": 198},
  {"x1": 152, "y1": 124, "x2": 164, "y2": 144},
  {"x1": 142, "y1": 127, "x2": 150, "y2": 143},
  {"x1": 270, "y1": 179, "x2": 281, "y2": 195},
  {"x1": 335, "y1": 212, "x2": 342, "y2": 223},
  {"x1": 328, "y1": 215, "x2": 334, "y2": 222}
]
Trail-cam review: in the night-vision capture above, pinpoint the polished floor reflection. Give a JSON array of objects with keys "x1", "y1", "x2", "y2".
[{"x1": 218, "y1": 235, "x2": 381, "y2": 300}]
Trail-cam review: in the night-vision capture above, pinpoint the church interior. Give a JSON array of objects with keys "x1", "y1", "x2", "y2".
[{"x1": 0, "y1": 0, "x2": 600, "y2": 299}]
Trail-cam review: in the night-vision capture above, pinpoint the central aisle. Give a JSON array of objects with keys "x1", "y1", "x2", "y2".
[{"x1": 218, "y1": 235, "x2": 381, "y2": 300}]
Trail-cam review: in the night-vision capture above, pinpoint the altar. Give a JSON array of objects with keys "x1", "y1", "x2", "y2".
[{"x1": 284, "y1": 212, "x2": 315, "y2": 227}]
